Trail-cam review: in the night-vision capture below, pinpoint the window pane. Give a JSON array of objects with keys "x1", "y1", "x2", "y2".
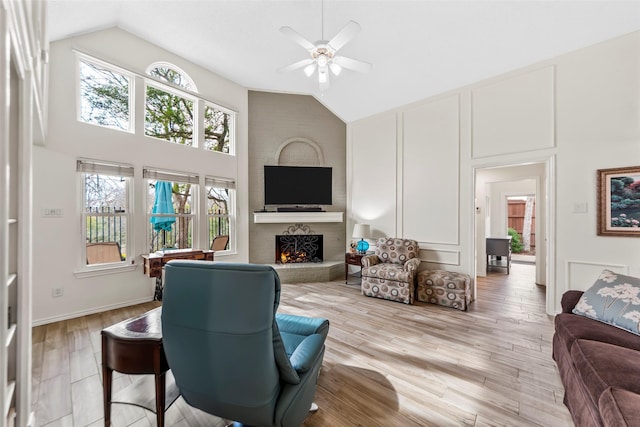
[
  {"x1": 79, "y1": 60, "x2": 131, "y2": 131},
  {"x1": 145, "y1": 85, "x2": 194, "y2": 146},
  {"x1": 84, "y1": 173, "x2": 128, "y2": 264},
  {"x1": 204, "y1": 105, "x2": 231, "y2": 154},
  {"x1": 148, "y1": 180, "x2": 195, "y2": 252},
  {"x1": 207, "y1": 186, "x2": 231, "y2": 249},
  {"x1": 148, "y1": 65, "x2": 195, "y2": 91}
]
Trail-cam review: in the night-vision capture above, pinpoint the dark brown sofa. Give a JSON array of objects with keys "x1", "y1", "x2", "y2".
[{"x1": 553, "y1": 290, "x2": 640, "y2": 427}]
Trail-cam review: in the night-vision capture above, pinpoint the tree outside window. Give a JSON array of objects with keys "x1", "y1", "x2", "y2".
[
  {"x1": 79, "y1": 59, "x2": 131, "y2": 131},
  {"x1": 204, "y1": 104, "x2": 232, "y2": 154},
  {"x1": 145, "y1": 84, "x2": 195, "y2": 146}
]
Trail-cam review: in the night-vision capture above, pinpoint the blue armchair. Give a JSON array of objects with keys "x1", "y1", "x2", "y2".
[{"x1": 161, "y1": 261, "x2": 329, "y2": 427}]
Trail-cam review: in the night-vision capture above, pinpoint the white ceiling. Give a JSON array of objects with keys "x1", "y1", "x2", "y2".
[{"x1": 47, "y1": 0, "x2": 640, "y2": 123}]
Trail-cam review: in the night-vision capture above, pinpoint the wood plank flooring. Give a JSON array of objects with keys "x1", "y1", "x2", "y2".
[{"x1": 32, "y1": 263, "x2": 573, "y2": 426}]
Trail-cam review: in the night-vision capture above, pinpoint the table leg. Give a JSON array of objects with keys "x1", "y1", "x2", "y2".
[
  {"x1": 103, "y1": 365, "x2": 112, "y2": 427},
  {"x1": 345, "y1": 262, "x2": 349, "y2": 284},
  {"x1": 153, "y1": 276, "x2": 163, "y2": 301},
  {"x1": 155, "y1": 372, "x2": 166, "y2": 427}
]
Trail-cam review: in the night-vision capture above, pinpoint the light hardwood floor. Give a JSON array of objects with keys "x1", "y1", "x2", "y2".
[{"x1": 32, "y1": 263, "x2": 573, "y2": 426}]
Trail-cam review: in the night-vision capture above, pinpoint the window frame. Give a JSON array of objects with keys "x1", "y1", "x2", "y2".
[
  {"x1": 76, "y1": 54, "x2": 134, "y2": 133},
  {"x1": 205, "y1": 176, "x2": 236, "y2": 254},
  {"x1": 76, "y1": 159, "x2": 136, "y2": 277},
  {"x1": 203, "y1": 102, "x2": 236, "y2": 155}
]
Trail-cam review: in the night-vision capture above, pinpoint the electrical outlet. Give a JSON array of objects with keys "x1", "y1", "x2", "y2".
[{"x1": 52, "y1": 287, "x2": 64, "y2": 298}]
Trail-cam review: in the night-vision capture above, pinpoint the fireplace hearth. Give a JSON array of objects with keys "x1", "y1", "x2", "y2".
[{"x1": 275, "y1": 224, "x2": 323, "y2": 264}]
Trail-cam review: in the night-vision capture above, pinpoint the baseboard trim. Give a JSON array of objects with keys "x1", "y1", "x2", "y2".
[{"x1": 32, "y1": 297, "x2": 154, "y2": 326}]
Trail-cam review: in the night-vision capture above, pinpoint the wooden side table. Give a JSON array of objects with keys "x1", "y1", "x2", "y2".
[
  {"x1": 101, "y1": 307, "x2": 180, "y2": 427},
  {"x1": 345, "y1": 252, "x2": 366, "y2": 284}
]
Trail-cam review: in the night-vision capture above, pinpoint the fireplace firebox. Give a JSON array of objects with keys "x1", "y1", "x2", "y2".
[{"x1": 275, "y1": 233, "x2": 323, "y2": 264}]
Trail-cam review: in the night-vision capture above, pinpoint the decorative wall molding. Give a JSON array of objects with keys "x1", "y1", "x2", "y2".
[
  {"x1": 419, "y1": 248, "x2": 460, "y2": 266},
  {"x1": 566, "y1": 260, "x2": 629, "y2": 291},
  {"x1": 275, "y1": 137, "x2": 325, "y2": 166}
]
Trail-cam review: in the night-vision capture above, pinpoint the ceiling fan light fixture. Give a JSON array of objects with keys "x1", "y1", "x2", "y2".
[
  {"x1": 318, "y1": 68, "x2": 328, "y2": 83},
  {"x1": 303, "y1": 63, "x2": 317, "y2": 77},
  {"x1": 329, "y1": 62, "x2": 342, "y2": 76},
  {"x1": 317, "y1": 53, "x2": 328, "y2": 68}
]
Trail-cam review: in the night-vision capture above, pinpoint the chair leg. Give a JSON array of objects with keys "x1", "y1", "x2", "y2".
[{"x1": 310, "y1": 402, "x2": 319, "y2": 412}]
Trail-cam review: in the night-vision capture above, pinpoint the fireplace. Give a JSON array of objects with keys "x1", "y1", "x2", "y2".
[{"x1": 275, "y1": 225, "x2": 323, "y2": 264}]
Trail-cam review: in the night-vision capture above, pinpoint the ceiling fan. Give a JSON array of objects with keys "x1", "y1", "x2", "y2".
[{"x1": 278, "y1": 16, "x2": 372, "y2": 92}]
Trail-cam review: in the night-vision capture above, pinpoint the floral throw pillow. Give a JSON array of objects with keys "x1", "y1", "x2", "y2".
[{"x1": 573, "y1": 269, "x2": 640, "y2": 336}]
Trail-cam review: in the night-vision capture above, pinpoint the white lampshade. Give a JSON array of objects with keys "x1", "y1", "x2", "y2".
[{"x1": 352, "y1": 223, "x2": 370, "y2": 239}]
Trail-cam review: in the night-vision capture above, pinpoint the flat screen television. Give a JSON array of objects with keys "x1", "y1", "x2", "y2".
[{"x1": 264, "y1": 165, "x2": 332, "y2": 206}]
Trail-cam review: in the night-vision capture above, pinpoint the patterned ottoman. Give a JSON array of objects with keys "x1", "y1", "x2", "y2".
[{"x1": 416, "y1": 270, "x2": 472, "y2": 311}]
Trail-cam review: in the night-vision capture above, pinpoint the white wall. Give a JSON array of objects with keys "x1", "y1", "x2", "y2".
[
  {"x1": 34, "y1": 28, "x2": 249, "y2": 324},
  {"x1": 348, "y1": 30, "x2": 640, "y2": 313}
]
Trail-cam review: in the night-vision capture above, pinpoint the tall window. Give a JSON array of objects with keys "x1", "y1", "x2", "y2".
[
  {"x1": 206, "y1": 177, "x2": 235, "y2": 251},
  {"x1": 78, "y1": 58, "x2": 132, "y2": 132},
  {"x1": 78, "y1": 160, "x2": 133, "y2": 266},
  {"x1": 204, "y1": 103, "x2": 234, "y2": 154},
  {"x1": 144, "y1": 169, "x2": 199, "y2": 252}
]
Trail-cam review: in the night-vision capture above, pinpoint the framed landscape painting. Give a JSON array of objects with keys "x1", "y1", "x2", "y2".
[{"x1": 597, "y1": 166, "x2": 640, "y2": 236}]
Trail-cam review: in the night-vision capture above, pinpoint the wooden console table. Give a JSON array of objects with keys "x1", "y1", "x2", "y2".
[
  {"x1": 101, "y1": 307, "x2": 179, "y2": 427},
  {"x1": 141, "y1": 249, "x2": 214, "y2": 300}
]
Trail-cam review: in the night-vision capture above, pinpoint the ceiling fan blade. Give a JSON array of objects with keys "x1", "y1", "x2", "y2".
[
  {"x1": 278, "y1": 58, "x2": 315, "y2": 73},
  {"x1": 327, "y1": 20, "x2": 361, "y2": 52},
  {"x1": 280, "y1": 26, "x2": 316, "y2": 52},
  {"x1": 333, "y1": 56, "x2": 372, "y2": 74}
]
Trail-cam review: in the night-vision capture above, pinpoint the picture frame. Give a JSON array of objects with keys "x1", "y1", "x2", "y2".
[{"x1": 597, "y1": 165, "x2": 640, "y2": 236}]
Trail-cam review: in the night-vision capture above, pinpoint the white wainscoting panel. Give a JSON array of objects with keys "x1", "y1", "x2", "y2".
[
  {"x1": 402, "y1": 95, "x2": 459, "y2": 245},
  {"x1": 566, "y1": 260, "x2": 628, "y2": 291},
  {"x1": 471, "y1": 66, "x2": 555, "y2": 158},
  {"x1": 419, "y1": 248, "x2": 460, "y2": 266},
  {"x1": 350, "y1": 114, "x2": 397, "y2": 236}
]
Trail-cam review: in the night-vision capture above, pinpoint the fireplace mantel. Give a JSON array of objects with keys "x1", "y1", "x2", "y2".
[{"x1": 253, "y1": 211, "x2": 344, "y2": 224}]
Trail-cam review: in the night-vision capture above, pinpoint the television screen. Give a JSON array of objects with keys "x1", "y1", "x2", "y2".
[{"x1": 264, "y1": 165, "x2": 332, "y2": 206}]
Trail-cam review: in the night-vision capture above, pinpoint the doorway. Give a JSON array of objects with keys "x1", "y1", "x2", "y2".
[
  {"x1": 507, "y1": 195, "x2": 536, "y2": 266},
  {"x1": 474, "y1": 159, "x2": 554, "y2": 313}
]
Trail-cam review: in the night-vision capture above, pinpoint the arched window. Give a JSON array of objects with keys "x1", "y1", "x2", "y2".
[{"x1": 146, "y1": 62, "x2": 197, "y2": 92}]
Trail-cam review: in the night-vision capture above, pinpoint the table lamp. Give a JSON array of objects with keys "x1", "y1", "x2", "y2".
[{"x1": 352, "y1": 223, "x2": 371, "y2": 254}]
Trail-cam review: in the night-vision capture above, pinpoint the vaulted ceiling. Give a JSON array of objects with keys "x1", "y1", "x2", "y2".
[{"x1": 48, "y1": 0, "x2": 640, "y2": 123}]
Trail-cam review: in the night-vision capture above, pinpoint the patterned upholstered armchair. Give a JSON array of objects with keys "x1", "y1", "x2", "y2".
[{"x1": 361, "y1": 237, "x2": 421, "y2": 304}]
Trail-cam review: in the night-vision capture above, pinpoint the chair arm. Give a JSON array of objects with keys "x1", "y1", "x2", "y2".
[
  {"x1": 362, "y1": 255, "x2": 380, "y2": 268},
  {"x1": 289, "y1": 334, "x2": 326, "y2": 373},
  {"x1": 403, "y1": 257, "x2": 421, "y2": 274},
  {"x1": 276, "y1": 313, "x2": 329, "y2": 338},
  {"x1": 561, "y1": 290, "x2": 584, "y2": 313}
]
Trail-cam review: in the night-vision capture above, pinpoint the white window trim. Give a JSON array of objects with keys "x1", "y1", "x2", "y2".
[{"x1": 146, "y1": 61, "x2": 198, "y2": 92}]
